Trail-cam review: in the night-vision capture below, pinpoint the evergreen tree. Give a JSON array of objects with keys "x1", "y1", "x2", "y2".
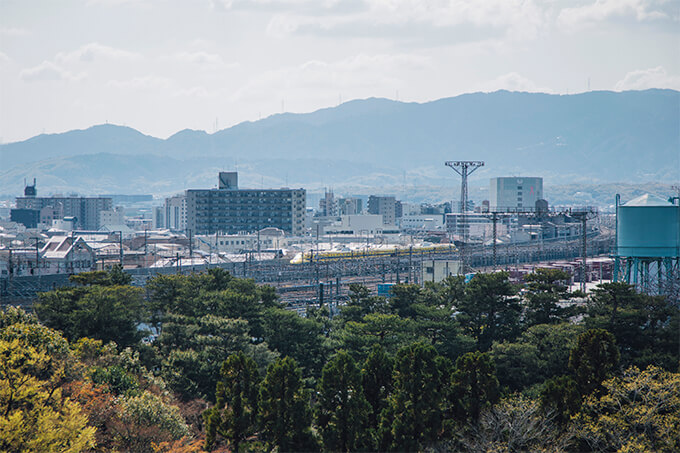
[
  {"x1": 450, "y1": 351, "x2": 500, "y2": 424},
  {"x1": 316, "y1": 351, "x2": 371, "y2": 452},
  {"x1": 382, "y1": 342, "x2": 444, "y2": 451},
  {"x1": 540, "y1": 375, "x2": 582, "y2": 425},
  {"x1": 523, "y1": 268, "x2": 570, "y2": 326},
  {"x1": 204, "y1": 352, "x2": 260, "y2": 451},
  {"x1": 569, "y1": 329, "x2": 620, "y2": 395},
  {"x1": 259, "y1": 357, "x2": 317, "y2": 451},
  {"x1": 456, "y1": 272, "x2": 520, "y2": 351},
  {"x1": 361, "y1": 345, "x2": 394, "y2": 432}
]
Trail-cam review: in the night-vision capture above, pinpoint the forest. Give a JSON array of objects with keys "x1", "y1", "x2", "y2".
[{"x1": 1, "y1": 265, "x2": 678, "y2": 452}]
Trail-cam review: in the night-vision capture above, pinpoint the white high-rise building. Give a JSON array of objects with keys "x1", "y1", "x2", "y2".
[
  {"x1": 489, "y1": 177, "x2": 543, "y2": 211},
  {"x1": 165, "y1": 194, "x2": 187, "y2": 231}
]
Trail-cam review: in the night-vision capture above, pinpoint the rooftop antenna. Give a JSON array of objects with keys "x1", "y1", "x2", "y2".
[{"x1": 445, "y1": 160, "x2": 484, "y2": 271}]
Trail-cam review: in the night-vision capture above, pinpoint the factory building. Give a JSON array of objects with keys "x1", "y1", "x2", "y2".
[
  {"x1": 13, "y1": 180, "x2": 112, "y2": 230},
  {"x1": 185, "y1": 173, "x2": 306, "y2": 235},
  {"x1": 490, "y1": 177, "x2": 543, "y2": 211}
]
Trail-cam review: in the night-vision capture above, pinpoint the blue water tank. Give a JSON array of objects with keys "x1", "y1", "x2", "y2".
[{"x1": 617, "y1": 194, "x2": 680, "y2": 258}]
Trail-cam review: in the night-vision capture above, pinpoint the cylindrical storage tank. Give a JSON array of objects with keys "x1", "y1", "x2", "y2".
[{"x1": 617, "y1": 194, "x2": 680, "y2": 258}]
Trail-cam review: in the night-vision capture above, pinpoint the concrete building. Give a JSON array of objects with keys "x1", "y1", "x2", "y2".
[
  {"x1": 164, "y1": 194, "x2": 187, "y2": 231},
  {"x1": 399, "y1": 202, "x2": 421, "y2": 216},
  {"x1": 9, "y1": 209, "x2": 40, "y2": 229},
  {"x1": 14, "y1": 180, "x2": 112, "y2": 230},
  {"x1": 489, "y1": 177, "x2": 543, "y2": 211},
  {"x1": 319, "y1": 190, "x2": 338, "y2": 216},
  {"x1": 400, "y1": 214, "x2": 445, "y2": 232},
  {"x1": 337, "y1": 197, "x2": 363, "y2": 215},
  {"x1": 100, "y1": 206, "x2": 126, "y2": 227},
  {"x1": 421, "y1": 259, "x2": 462, "y2": 283},
  {"x1": 196, "y1": 227, "x2": 287, "y2": 254},
  {"x1": 446, "y1": 213, "x2": 510, "y2": 240},
  {"x1": 368, "y1": 195, "x2": 400, "y2": 225},
  {"x1": 152, "y1": 206, "x2": 165, "y2": 229},
  {"x1": 185, "y1": 173, "x2": 306, "y2": 235},
  {"x1": 323, "y1": 214, "x2": 393, "y2": 235}
]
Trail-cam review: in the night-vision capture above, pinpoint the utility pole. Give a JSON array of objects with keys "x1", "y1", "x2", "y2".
[
  {"x1": 188, "y1": 229, "x2": 193, "y2": 263},
  {"x1": 118, "y1": 231, "x2": 123, "y2": 266},
  {"x1": 571, "y1": 208, "x2": 597, "y2": 293},
  {"x1": 35, "y1": 238, "x2": 40, "y2": 274},
  {"x1": 445, "y1": 160, "x2": 484, "y2": 272},
  {"x1": 491, "y1": 212, "x2": 498, "y2": 269}
]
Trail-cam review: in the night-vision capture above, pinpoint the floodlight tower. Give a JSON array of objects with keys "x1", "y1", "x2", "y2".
[{"x1": 445, "y1": 160, "x2": 484, "y2": 271}]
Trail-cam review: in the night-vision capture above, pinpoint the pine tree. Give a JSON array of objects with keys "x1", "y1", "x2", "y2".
[
  {"x1": 316, "y1": 351, "x2": 371, "y2": 452},
  {"x1": 450, "y1": 351, "x2": 500, "y2": 424},
  {"x1": 258, "y1": 357, "x2": 317, "y2": 451},
  {"x1": 204, "y1": 352, "x2": 260, "y2": 451},
  {"x1": 382, "y1": 342, "x2": 444, "y2": 451},
  {"x1": 361, "y1": 344, "x2": 393, "y2": 431}
]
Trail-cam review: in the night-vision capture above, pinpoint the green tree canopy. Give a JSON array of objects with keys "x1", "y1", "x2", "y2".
[
  {"x1": 523, "y1": 268, "x2": 571, "y2": 326},
  {"x1": 35, "y1": 284, "x2": 147, "y2": 348},
  {"x1": 382, "y1": 342, "x2": 445, "y2": 452},
  {"x1": 450, "y1": 351, "x2": 500, "y2": 424},
  {"x1": 258, "y1": 357, "x2": 317, "y2": 452},
  {"x1": 204, "y1": 351, "x2": 260, "y2": 452},
  {"x1": 569, "y1": 329, "x2": 620, "y2": 395},
  {"x1": 456, "y1": 272, "x2": 520, "y2": 351},
  {"x1": 316, "y1": 351, "x2": 371, "y2": 452}
]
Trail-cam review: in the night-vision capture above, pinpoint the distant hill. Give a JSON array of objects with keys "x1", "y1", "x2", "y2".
[{"x1": 1, "y1": 89, "x2": 678, "y2": 199}]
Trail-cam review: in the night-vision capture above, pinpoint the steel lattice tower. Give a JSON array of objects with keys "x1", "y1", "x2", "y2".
[{"x1": 445, "y1": 160, "x2": 484, "y2": 271}]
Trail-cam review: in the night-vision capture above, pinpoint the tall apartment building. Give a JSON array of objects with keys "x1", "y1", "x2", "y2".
[
  {"x1": 489, "y1": 177, "x2": 543, "y2": 211},
  {"x1": 14, "y1": 180, "x2": 112, "y2": 230},
  {"x1": 152, "y1": 206, "x2": 165, "y2": 229},
  {"x1": 185, "y1": 173, "x2": 306, "y2": 235},
  {"x1": 368, "y1": 195, "x2": 399, "y2": 225},
  {"x1": 164, "y1": 194, "x2": 187, "y2": 231},
  {"x1": 319, "y1": 190, "x2": 338, "y2": 216}
]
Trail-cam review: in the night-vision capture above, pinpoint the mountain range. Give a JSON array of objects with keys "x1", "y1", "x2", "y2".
[{"x1": 1, "y1": 89, "x2": 678, "y2": 204}]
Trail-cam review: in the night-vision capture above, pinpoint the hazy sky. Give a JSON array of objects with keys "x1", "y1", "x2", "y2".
[{"x1": 1, "y1": 0, "x2": 678, "y2": 143}]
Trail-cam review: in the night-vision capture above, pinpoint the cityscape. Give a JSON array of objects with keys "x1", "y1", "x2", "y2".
[{"x1": 1, "y1": 1, "x2": 679, "y2": 452}]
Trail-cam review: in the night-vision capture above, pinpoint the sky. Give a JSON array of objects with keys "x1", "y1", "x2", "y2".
[{"x1": 0, "y1": 0, "x2": 678, "y2": 144}]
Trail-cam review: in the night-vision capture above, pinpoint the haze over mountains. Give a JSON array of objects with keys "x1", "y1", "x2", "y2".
[{"x1": 1, "y1": 89, "x2": 678, "y2": 204}]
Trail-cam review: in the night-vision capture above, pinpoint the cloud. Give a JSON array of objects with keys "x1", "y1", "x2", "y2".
[
  {"x1": 614, "y1": 66, "x2": 680, "y2": 91},
  {"x1": 0, "y1": 27, "x2": 30, "y2": 37},
  {"x1": 476, "y1": 72, "x2": 554, "y2": 93},
  {"x1": 558, "y1": 0, "x2": 676, "y2": 30},
  {"x1": 166, "y1": 51, "x2": 231, "y2": 66},
  {"x1": 264, "y1": 0, "x2": 546, "y2": 43},
  {"x1": 20, "y1": 61, "x2": 86, "y2": 82},
  {"x1": 86, "y1": 0, "x2": 152, "y2": 6},
  {"x1": 55, "y1": 42, "x2": 142, "y2": 63},
  {"x1": 0, "y1": 52, "x2": 10, "y2": 64},
  {"x1": 211, "y1": 0, "x2": 367, "y2": 15},
  {"x1": 232, "y1": 53, "x2": 430, "y2": 103},
  {"x1": 172, "y1": 86, "x2": 212, "y2": 97},
  {"x1": 107, "y1": 75, "x2": 175, "y2": 90}
]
